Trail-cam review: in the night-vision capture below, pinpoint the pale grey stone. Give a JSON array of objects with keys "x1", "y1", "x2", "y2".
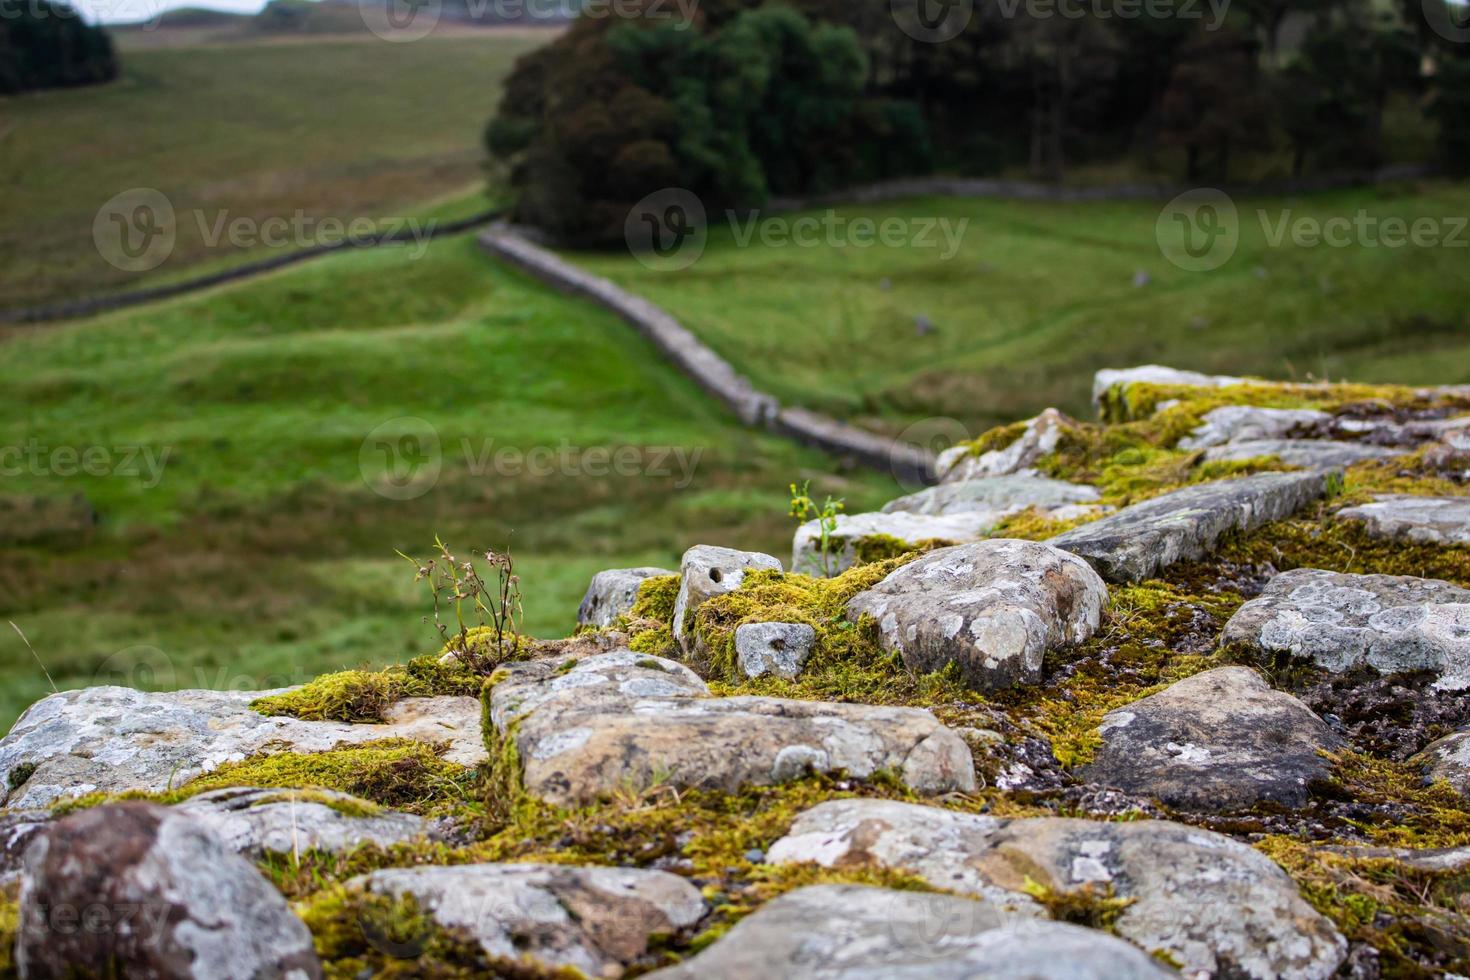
[
  {"x1": 1337, "y1": 494, "x2": 1470, "y2": 545},
  {"x1": 577, "y1": 566, "x2": 672, "y2": 627},
  {"x1": 16, "y1": 802, "x2": 321, "y2": 979},
  {"x1": 1178, "y1": 405, "x2": 1330, "y2": 449},
  {"x1": 845, "y1": 539, "x2": 1107, "y2": 689},
  {"x1": 176, "y1": 787, "x2": 430, "y2": 858},
  {"x1": 671, "y1": 545, "x2": 782, "y2": 651},
  {"x1": 0, "y1": 810, "x2": 49, "y2": 888},
  {"x1": 645, "y1": 883, "x2": 1171, "y2": 980},
  {"x1": 881, "y1": 475, "x2": 1099, "y2": 516},
  {"x1": 734, "y1": 622, "x2": 816, "y2": 679},
  {"x1": 1223, "y1": 567, "x2": 1470, "y2": 688},
  {"x1": 1049, "y1": 470, "x2": 1332, "y2": 582},
  {"x1": 793, "y1": 510, "x2": 999, "y2": 576},
  {"x1": 1092, "y1": 365, "x2": 1247, "y2": 407},
  {"x1": 354, "y1": 863, "x2": 705, "y2": 977},
  {"x1": 936, "y1": 408, "x2": 1076, "y2": 483},
  {"x1": 1202, "y1": 438, "x2": 1399, "y2": 468},
  {"x1": 1080, "y1": 666, "x2": 1343, "y2": 810},
  {"x1": 487, "y1": 650, "x2": 975, "y2": 804},
  {"x1": 0, "y1": 687, "x2": 486, "y2": 810},
  {"x1": 1416, "y1": 731, "x2": 1470, "y2": 795},
  {"x1": 767, "y1": 799, "x2": 1346, "y2": 980}
]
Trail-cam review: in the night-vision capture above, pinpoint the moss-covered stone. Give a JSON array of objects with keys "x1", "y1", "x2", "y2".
[
  {"x1": 0, "y1": 894, "x2": 16, "y2": 979},
  {"x1": 250, "y1": 657, "x2": 485, "y2": 723}
]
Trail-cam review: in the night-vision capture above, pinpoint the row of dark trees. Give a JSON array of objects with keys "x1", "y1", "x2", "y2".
[
  {"x1": 0, "y1": 0, "x2": 117, "y2": 94},
  {"x1": 487, "y1": 0, "x2": 1470, "y2": 242}
]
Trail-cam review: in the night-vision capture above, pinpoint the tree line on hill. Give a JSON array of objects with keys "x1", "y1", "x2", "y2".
[
  {"x1": 487, "y1": 0, "x2": 1470, "y2": 242},
  {"x1": 0, "y1": 0, "x2": 117, "y2": 94}
]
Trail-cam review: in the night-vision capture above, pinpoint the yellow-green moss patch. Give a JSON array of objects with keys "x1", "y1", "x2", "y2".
[{"x1": 251, "y1": 657, "x2": 485, "y2": 723}]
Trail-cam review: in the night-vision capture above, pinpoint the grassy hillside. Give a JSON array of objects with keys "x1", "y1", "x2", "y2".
[
  {"x1": 0, "y1": 232, "x2": 897, "y2": 733},
  {"x1": 0, "y1": 31, "x2": 545, "y2": 309},
  {"x1": 571, "y1": 181, "x2": 1470, "y2": 436}
]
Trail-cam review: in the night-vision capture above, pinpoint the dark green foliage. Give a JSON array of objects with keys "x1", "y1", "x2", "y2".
[{"x1": 0, "y1": 0, "x2": 117, "y2": 94}]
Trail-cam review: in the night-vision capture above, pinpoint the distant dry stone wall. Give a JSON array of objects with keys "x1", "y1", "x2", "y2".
[{"x1": 479, "y1": 224, "x2": 935, "y2": 484}]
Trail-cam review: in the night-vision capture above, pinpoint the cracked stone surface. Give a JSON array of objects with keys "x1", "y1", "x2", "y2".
[
  {"x1": 1337, "y1": 494, "x2": 1470, "y2": 545},
  {"x1": 881, "y1": 475, "x2": 1100, "y2": 516},
  {"x1": 1223, "y1": 567, "x2": 1470, "y2": 689},
  {"x1": 1178, "y1": 406, "x2": 1332, "y2": 449},
  {"x1": 16, "y1": 802, "x2": 322, "y2": 979},
  {"x1": 734, "y1": 622, "x2": 816, "y2": 679},
  {"x1": 0, "y1": 687, "x2": 486, "y2": 810},
  {"x1": 176, "y1": 787, "x2": 431, "y2": 858},
  {"x1": 352, "y1": 863, "x2": 705, "y2": 978},
  {"x1": 1416, "y1": 731, "x2": 1470, "y2": 795},
  {"x1": 845, "y1": 539, "x2": 1107, "y2": 689},
  {"x1": 644, "y1": 883, "x2": 1172, "y2": 980},
  {"x1": 1049, "y1": 470, "x2": 1332, "y2": 582},
  {"x1": 767, "y1": 799, "x2": 1345, "y2": 980},
  {"x1": 936, "y1": 408, "x2": 1078, "y2": 483},
  {"x1": 1079, "y1": 666, "x2": 1343, "y2": 810},
  {"x1": 1202, "y1": 438, "x2": 1400, "y2": 468},
  {"x1": 671, "y1": 545, "x2": 782, "y2": 651},
  {"x1": 793, "y1": 510, "x2": 999, "y2": 576},
  {"x1": 578, "y1": 566, "x2": 672, "y2": 627},
  {"x1": 487, "y1": 650, "x2": 975, "y2": 804}
]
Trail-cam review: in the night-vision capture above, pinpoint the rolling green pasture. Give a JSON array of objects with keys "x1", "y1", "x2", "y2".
[
  {"x1": 0, "y1": 234, "x2": 896, "y2": 731},
  {"x1": 0, "y1": 32, "x2": 544, "y2": 308},
  {"x1": 571, "y1": 182, "x2": 1470, "y2": 435}
]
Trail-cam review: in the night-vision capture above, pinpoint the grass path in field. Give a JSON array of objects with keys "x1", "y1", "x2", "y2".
[
  {"x1": 570, "y1": 183, "x2": 1470, "y2": 433},
  {"x1": 0, "y1": 235, "x2": 898, "y2": 732},
  {"x1": 0, "y1": 33, "x2": 545, "y2": 308}
]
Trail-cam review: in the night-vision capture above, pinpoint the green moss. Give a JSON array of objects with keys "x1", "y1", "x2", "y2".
[
  {"x1": 847, "y1": 534, "x2": 953, "y2": 565},
  {"x1": 1259, "y1": 837, "x2": 1470, "y2": 977},
  {"x1": 1021, "y1": 877, "x2": 1135, "y2": 932},
  {"x1": 991, "y1": 506, "x2": 1102, "y2": 541},
  {"x1": 630, "y1": 573, "x2": 679, "y2": 622},
  {"x1": 251, "y1": 656, "x2": 485, "y2": 723},
  {"x1": 1212, "y1": 513, "x2": 1470, "y2": 588},
  {"x1": 0, "y1": 895, "x2": 16, "y2": 979},
  {"x1": 298, "y1": 885, "x2": 585, "y2": 979}
]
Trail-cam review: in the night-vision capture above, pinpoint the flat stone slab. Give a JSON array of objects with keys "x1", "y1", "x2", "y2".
[
  {"x1": 734, "y1": 622, "x2": 816, "y2": 679},
  {"x1": 672, "y1": 545, "x2": 782, "y2": 650},
  {"x1": 578, "y1": 566, "x2": 672, "y2": 627},
  {"x1": 176, "y1": 787, "x2": 430, "y2": 858},
  {"x1": 882, "y1": 475, "x2": 1099, "y2": 516},
  {"x1": 1202, "y1": 438, "x2": 1400, "y2": 469},
  {"x1": 936, "y1": 408, "x2": 1076, "y2": 483},
  {"x1": 1049, "y1": 470, "x2": 1332, "y2": 582},
  {"x1": 1179, "y1": 406, "x2": 1331, "y2": 449},
  {"x1": 793, "y1": 510, "x2": 999, "y2": 576},
  {"x1": 17, "y1": 802, "x2": 322, "y2": 979},
  {"x1": 767, "y1": 799, "x2": 1345, "y2": 980},
  {"x1": 1223, "y1": 567, "x2": 1470, "y2": 688},
  {"x1": 1079, "y1": 666, "x2": 1343, "y2": 810},
  {"x1": 645, "y1": 883, "x2": 1172, "y2": 980},
  {"x1": 845, "y1": 539, "x2": 1107, "y2": 689},
  {"x1": 1337, "y1": 494, "x2": 1470, "y2": 545},
  {"x1": 487, "y1": 651, "x2": 975, "y2": 804},
  {"x1": 0, "y1": 687, "x2": 486, "y2": 809},
  {"x1": 353, "y1": 863, "x2": 705, "y2": 977}
]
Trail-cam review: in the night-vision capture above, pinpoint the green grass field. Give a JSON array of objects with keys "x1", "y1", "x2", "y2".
[
  {"x1": 571, "y1": 181, "x2": 1470, "y2": 436},
  {"x1": 0, "y1": 31, "x2": 545, "y2": 309},
  {"x1": 0, "y1": 231, "x2": 897, "y2": 732}
]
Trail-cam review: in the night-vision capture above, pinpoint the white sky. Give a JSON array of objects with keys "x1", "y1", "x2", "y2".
[{"x1": 76, "y1": 0, "x2": 270, "y2": 25}]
